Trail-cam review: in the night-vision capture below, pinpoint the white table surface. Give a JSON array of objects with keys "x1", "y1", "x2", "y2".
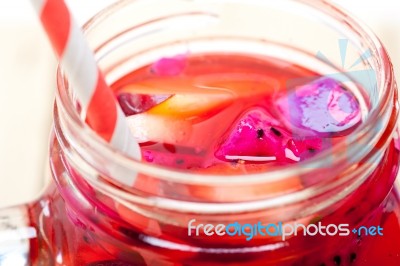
[{"x1": 1, "y1": 0, "x2": 400, "y2": 208}]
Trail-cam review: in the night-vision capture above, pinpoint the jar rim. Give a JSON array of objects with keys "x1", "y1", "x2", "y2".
[{"x1": 55, "y1": 0, "x2": 397, "y2": 189}]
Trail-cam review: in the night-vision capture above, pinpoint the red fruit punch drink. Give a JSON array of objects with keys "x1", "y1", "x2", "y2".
[{"x1": 1, "y1": 1, "x2": 400, "y2": 265}]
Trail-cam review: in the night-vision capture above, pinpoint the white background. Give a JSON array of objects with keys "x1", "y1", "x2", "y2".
[{"x1": 0, "y1": 0, "x2": 400, "y2": 208}]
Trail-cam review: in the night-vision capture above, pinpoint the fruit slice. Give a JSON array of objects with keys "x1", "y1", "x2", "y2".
[
  {"x1": 117, "y1": 93, "x2": 171, "y2": 116},
  {"x1": 119, "y1": 77, "x2": 235, "y2": 120},
  {"x1": 147, "y1": 94, "x2": 233, "y2": 120},
  {"x1": 126, "y1": 113, "x2": 193, "y2": 144},
  {"x1": 119, "y1": 73, "x2": 279, "y2": 120},
  {"x1": 127, "y1": 98, "x2": 242, "y2": 155},
  {"x1": 215, "y1": 109, "x2": 283, "y2": 158}
]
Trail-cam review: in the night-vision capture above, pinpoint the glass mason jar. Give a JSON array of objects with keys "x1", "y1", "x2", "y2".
[{"x1": 1, "y1": 0, "x2": 399, "y2": 265}]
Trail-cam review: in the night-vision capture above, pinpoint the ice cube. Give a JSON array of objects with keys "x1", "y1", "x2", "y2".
[{"x1": 276, "y1": 77, "x2": 361, "y2": 136}]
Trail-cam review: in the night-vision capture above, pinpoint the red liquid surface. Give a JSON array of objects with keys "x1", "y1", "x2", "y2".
[
  {"x1": 114, "y1": 54, "x2": 361, "y2": 172},
  {"x1": 27, "y1": 53, "x2": 400, "y2": 265}
]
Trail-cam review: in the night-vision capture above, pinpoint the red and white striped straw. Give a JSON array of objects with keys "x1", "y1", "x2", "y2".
[{"x1": 30, "y1": 0, "x2": 141, "y2": 185}]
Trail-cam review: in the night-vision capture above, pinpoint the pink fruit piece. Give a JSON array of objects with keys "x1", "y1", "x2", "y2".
[
  {"x1": 150, "y1": 54, "x2": 187, "y2": 76},
  {"x1": 276, "y1": 77, "x2": 361, "y2": 136},
  {"x1": 215, "y1": 110, "x2": 323, "y2": 163},
  {"x1": 117, "y1": 93, "x2": 170, "y2": 116}
]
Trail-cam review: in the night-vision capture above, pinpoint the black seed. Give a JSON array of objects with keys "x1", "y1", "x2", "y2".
[
  {"x1": 176, "y1": 159, "x2": 185, "y2": 165},
  {"x1": 270, "y1": 127, "x2": 282, "y2": 137},
  {"x1": 257, "y1": 129, "x2": 265, "y2": 139},
  {"x1": 308, "y1": 148, "x2": 316, "y2": 153},
  {"x1": 346, "y1": 207, "x2": 357, "y2": 215},
  {"x1": 119, "y1": 226, "x2": 139, "y2": 239},
  {"x1": 333, "y1": 255, "x2": 342, "y2": 265},
  {"x1": 83, "y1": 235, "x2": 90, "y2": 243},
  {"x1": 350, "y1": 253, "x2": 357, "y2": 263},
  {"x1": 356, "y1": 233, "x2": 363, "y2": 245}
]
